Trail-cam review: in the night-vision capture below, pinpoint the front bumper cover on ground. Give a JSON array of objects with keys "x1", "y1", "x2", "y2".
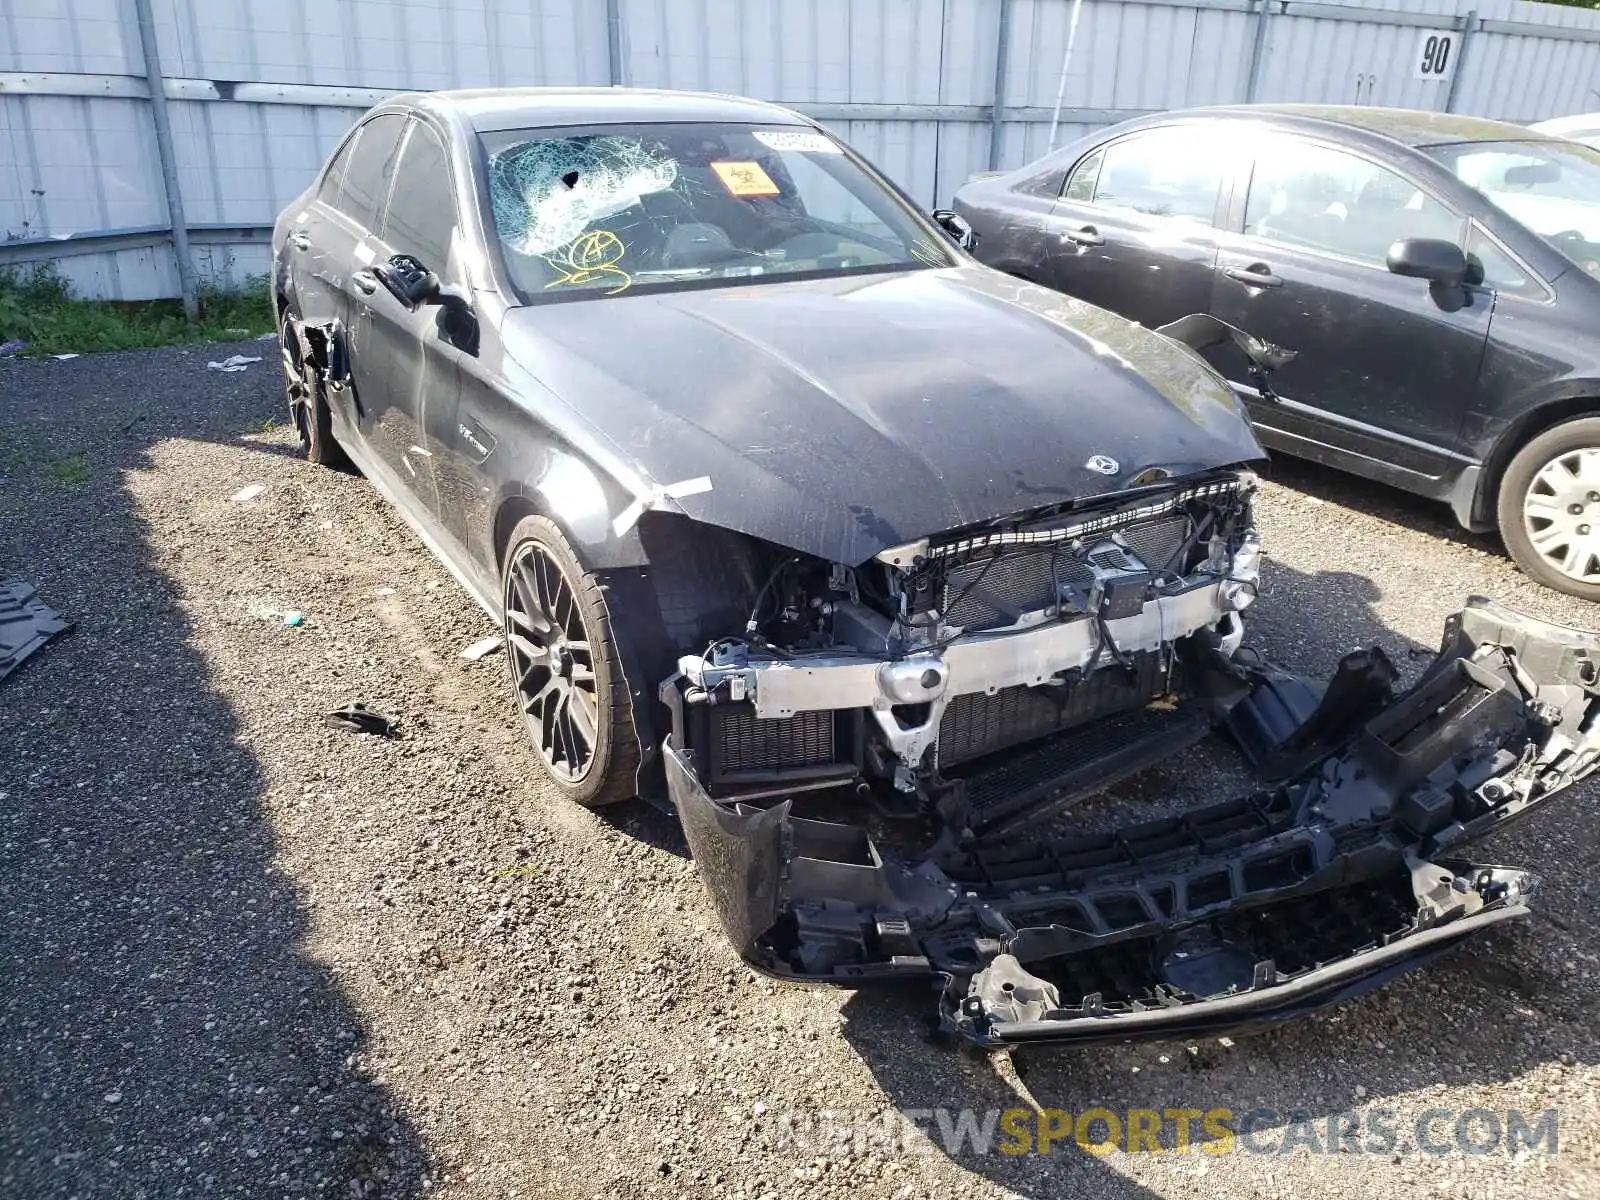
[{"x1": 666, "y1": 598, "x2": 1600, "y2": 1047}]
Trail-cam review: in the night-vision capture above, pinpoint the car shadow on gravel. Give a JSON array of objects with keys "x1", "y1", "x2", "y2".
[
  {"x1": 1262, "y1": 454, "x2": 1503, "y2": 558},
  {"x1": 601, "y1": 798, "x2": 691, "y2": 859},
  {"x1": 0, "y1": 349, "x2": 431, "y2": 1198}
]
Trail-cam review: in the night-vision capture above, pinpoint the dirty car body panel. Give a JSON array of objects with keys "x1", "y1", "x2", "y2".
[{"x1": 272, "y1": 89, "x2": 1597, "y2": 1048}]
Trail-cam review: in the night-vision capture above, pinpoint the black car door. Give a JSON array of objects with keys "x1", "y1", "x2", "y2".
[
  {"x1": 1043, "y1": 125, "x2": 1233, "y2": 328},
  {"x1": 286, "y1": 128, "x2": 367, "y2": 336},
  {"x1": 352, "y1": 117, "x2": 465, "y2": 513},
  {"x1": 1212, "y1": 134, "x2": 1493, "y2": 484},
  {"x1": 315, "y1": 113, "x2": 407, "y2": 459}
]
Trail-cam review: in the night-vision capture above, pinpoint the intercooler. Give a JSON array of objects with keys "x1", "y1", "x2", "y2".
[
  {"x1": 938, "y1": 651, "x2": 1171, "y2": 767},
  {"x1": 697, "y1": 704, "x2": 862, "y2": 787}
]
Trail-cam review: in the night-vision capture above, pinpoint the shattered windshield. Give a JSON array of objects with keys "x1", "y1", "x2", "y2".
[
  {"x1": 480, "y1": 123, "x2": 952, "y2": 301},
  {"x1": 1425, "y1": 138, "x2": 1600, "y2": 274}
]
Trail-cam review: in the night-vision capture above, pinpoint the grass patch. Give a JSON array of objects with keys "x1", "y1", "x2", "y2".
[
  {"x1": 48, "y1": 454, "x2": 90, "y2": 488},
  {"x1": 0, "y1": 264, "x2": 275, "y2": 357}
]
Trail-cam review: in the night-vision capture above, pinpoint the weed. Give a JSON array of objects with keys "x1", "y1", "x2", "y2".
[
  {"x1": 254, "y1": 414, "x2": 281, "y2": 434},
  {"x1": 0, "y1": 263, "x2": 275, "y2": 356},
  {"x1": 48, "y1": 454, "x2": 90, "y2": 487}
]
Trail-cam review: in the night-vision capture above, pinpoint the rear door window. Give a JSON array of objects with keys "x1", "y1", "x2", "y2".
[
  {"x1": 381, "y1": 121, "x2": 457, "y2": 276},
  {"x1": 317, "y1": 130, "x2": 357, "y2": 208},
  {"x1": 1089, "y1": 129, "x2": 1227, "y2": 223},
  {"x1": 336, "y1": 114, "x2": 406, "y2": 231},
  {"x1": 1062, "y1": 147, "x2": 1103, "y2": 203}
]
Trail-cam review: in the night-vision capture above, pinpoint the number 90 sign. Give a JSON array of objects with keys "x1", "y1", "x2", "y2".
[{"x1": 1415, "y1": 30, "x2": 1457, "y2": 81}]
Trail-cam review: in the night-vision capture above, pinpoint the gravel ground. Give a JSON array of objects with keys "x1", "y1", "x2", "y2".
[{"x1": 3, "y1": 341, "x2": 1600, "y2": 1200}]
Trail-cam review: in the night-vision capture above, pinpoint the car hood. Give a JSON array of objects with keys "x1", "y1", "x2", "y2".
[{"x1": 501, "y1": 265, "x2": 1264, "y2": 564}]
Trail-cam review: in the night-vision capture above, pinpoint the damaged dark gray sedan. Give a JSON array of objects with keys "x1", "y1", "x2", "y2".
[{"x1": 272, "y1": 87, "x2": 1600, "y2": 1049}]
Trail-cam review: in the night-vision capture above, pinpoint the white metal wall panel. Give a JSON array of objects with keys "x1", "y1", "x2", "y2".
[
  {"x1": 0, "y1": 94, "x2": 165, "y2": 237},
  {"x1": 12, "y1": 0, "x2": 1600, "y2": 300},
  {"x1": 1259, "y1": 15, "x2": 1437, "y2": 109},
  {"x1": 0, "y1": 0, "x2": 138, "y2": 75},
  {"x1": 146, "y1": 0, "x2": 608, "y2": 88},
  {"x1": 618, "y1": 0, "x2": 995, "y2": 206},
  {"x1": 53, "y1": 244, "x2": 178, "y2": 300},
  {"x1": 1452, "y1": 1, "x2": 1600, "y2": 123},
  {"x1": 618, "y1": 0, "x2": 993, "y2": 104},
  {"x1": 1004, "y1": 0, "x2": 1254, "y2": 111},
  {"x1": 992, "y1": 0, "x2": 1261, "y2": 173},
  {"x1": 831, "y1": 118, "x2": 942, "y2": 203}
]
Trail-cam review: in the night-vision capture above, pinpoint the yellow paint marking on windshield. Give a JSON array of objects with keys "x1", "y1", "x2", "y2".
[
  {"x1": 542, "y1": 230, "x2": 633, "y2": 296},
  {"x1": 710, "y1": 161, "x2": 781, "y2": 198}
]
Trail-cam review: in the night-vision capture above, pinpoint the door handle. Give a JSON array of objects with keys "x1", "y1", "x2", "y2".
[
  {"x1": 352, "y1": 271, "x2": 378, "y2": 296},
  {"x1": 1224, "y1": 264, "x2": 1283, "y2": 289},
  {"x1": 289, "y1": 231, "x2": 311, "y2": 252},
  {"x1": 1064, "y1": 226, "x2": 1105, "y2": 247}
]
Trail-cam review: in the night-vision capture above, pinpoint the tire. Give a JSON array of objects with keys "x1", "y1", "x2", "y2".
[
  {"x1": 279, "y1": 313, "x2": 349, "y2": 469},
  {"x1": 1497, "y1": 416, "x2": 1600, "y2": 600},
  {"x1": 501, "y1": 515, "x2": 640, "y2": 807}
]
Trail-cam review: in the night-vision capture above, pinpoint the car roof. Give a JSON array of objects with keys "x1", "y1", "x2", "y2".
[
  {"x1": 399, "y1": 87, "x2": 813, "y2": 133},
  {"x1": 1160, "y1": 103, "x2": 1563, "y2": 148}
]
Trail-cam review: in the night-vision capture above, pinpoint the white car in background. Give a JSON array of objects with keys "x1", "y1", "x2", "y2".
[
  {"x1": 1448, "y1": 120, "x2": 1600, "y2": 248},
  {"x1": 1531, "y1": 112, "x2": 1600, "y2": 149}
]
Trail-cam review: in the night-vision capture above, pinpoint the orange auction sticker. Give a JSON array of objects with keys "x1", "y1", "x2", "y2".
[{"x1": 710, "y1": 160, "x2": 781, "y2": 197}]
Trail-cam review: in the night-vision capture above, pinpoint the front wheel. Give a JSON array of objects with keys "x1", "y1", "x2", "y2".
[
  {"x1": 1498, "y1": 416, "x2": 1600, "y2": 600},
  {"x1": 501, "y1": 516, "x2": 640, "y2": 807}
]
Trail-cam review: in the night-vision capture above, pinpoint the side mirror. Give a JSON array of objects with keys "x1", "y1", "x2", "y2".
[
  {"x1": 430, "y1": 282, "x2": 471, "y2": 316},
  {"x1": 429, "y1": 283, "x2": 479, "y2": 355},
  {"x1": 931, "y1": 209, "x2": 977, "y2": 252},
  {"x1": 373, "y1": 254, "x2": 440, "y2": 308},
  {"x1": 1387, "y1": 238, "x2": 1467, "y2": 288}
]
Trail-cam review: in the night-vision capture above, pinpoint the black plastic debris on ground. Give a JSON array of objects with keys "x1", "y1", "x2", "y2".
[
  {"x1": 0, "y1": 581, "x2": 73, "y2": 684},
  {"x1": 324, "y1": 703, "x2": 400, "y2": 738}
]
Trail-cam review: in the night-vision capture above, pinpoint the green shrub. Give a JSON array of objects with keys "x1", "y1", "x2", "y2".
[{"x1": 0, "y1": 264, "x2": 275, "y2": 356}]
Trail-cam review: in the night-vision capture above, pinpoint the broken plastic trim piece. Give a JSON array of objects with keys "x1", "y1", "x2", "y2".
[
  {"x1": 948, "y1": 874, "x2": 1530, "y2": 1047},
  {"x1": 324, "y1": 703, "x2": 400, "y2": 738},
  {"x1": 668, "y1": 597, "x2": 1600, "y2": 1046},
  {"x1": 1227, "y1": 646, "x2": 1400, "y2": 781},
  {"x1": 0, "y1": 580, "x2": 73, "y2": 684},
  {"x1": 1155, "y1": 313, "x2": 1296, "y2": 403}
]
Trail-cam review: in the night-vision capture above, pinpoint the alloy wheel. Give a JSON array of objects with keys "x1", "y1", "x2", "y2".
[
  {"x1": 1522, "y1": 447, "x2": 1600, "y2": 584},
  {"x1": 504, "y1": 541, "x2": 601, "y2": 780},
  {"x1": 279, "y1": 319, "x2": 316, "y2": 450}
]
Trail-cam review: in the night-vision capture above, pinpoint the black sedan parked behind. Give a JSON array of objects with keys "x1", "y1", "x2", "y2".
[
  {"x1": 272, "y1": 88, "x2": 1600, "y2": 1050},
  {"x1": 955, "y1": 105, "x2": 1600, "y2": 600}
]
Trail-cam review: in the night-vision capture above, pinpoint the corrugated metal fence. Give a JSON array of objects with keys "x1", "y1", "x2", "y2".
[{"x1": 4, "y1": 0, "x2": 1600, "y2": 300}]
